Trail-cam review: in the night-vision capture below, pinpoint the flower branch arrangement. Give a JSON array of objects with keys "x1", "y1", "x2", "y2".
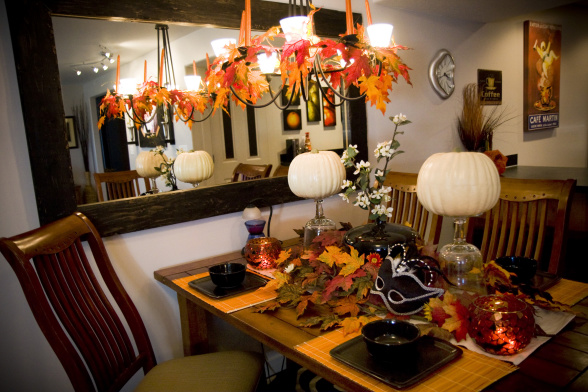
[
  {"x1": 339, "y1": 114, "x2": 411, "y2": 222},
  {"x1": 150, "y1": 146, "x2": 183, "y2": 190}
]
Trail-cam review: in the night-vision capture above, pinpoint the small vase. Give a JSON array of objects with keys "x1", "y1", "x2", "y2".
[
  {"x1": 82, "y1": 171, "x2": 98, "y2": 204},
  {"x1": 343, "y1": 219, "x2": 419, "y2": 260}
]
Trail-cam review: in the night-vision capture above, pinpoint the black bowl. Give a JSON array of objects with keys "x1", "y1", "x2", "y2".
[
  {"x1": 208, "y1": 263, "x2": 246, "y2": 288},
  {"x1": 362, "y1": 319, "x2": 421, "y2": 360},
  {"x1": 494, "y1": 256, "x2": 537, "y2": 282}
]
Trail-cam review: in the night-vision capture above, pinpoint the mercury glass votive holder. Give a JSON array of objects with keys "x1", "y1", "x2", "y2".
[{"x1": 468, "y1": 295, "x2": 535, "y2": 355}]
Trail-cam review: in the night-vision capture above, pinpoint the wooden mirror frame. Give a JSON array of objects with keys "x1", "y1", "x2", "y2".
[{"x1": 6, "y1": 0, "x2": 367, "y2": 237}]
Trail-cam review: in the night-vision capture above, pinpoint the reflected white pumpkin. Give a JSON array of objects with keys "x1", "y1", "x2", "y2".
[
  {"x1": 135, "y1": 151, "x2": 167, "y2": 179},
  {"x1": 174, "y1": 151, "x2": 214, "y2": 186},
  {"x1": 416, "y1": 152, "x2": 500, "y2": 217},
  {"x1": 288, "y1": 150, "x2": 346, "y2": 200}
]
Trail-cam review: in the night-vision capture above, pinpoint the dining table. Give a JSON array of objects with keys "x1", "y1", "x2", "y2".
[{"x1": 154, "y1": 238, "x2": 588, "y2": 392}]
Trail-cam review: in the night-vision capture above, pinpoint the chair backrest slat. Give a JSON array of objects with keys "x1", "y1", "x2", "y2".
[
  {"x1": 94, "y1": 170, "x2": 151, "y2": 202},
  {"x1": 0, "y1": 213, "x2": 156, "y2": 392},
  {"x1": 380, "y1": 171, "x2": 443, "y2": 245},
  {"x1": 231, "y1": 163, "x2": 273, "y2": 182},
  {"x1": 467, "y1": 177, "x2": 575, "y2": 275}
]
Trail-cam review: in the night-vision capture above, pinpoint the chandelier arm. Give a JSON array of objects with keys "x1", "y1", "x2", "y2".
[
  {"x1": 229, "y1": 83, "x2": 284, "y2": 109},
  {"x1": 313, "y1": 57, "x2": 365, "y2": 103},
  {"x1": 123, "y1": 99, "x2": 159, "y2": 126},
  {"x1": 175, "y1": 104, "x2": 215, "y2": 124},
  {"x1": 268, "y1": 79, "x2": 298, "y2": 110}
]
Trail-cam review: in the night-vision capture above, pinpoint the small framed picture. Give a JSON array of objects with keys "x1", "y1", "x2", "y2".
[
  {"x1": 281, "y1": 85, "x2": 301, "y2": 106},
  {"x1": 283, "y1": 109, "x2": 302, "y2": 131},
  {"x1": 65, "y1": 116, "x2": 78, "y2": 148},
  {"x1": 322, "y1": 87, "x2": 336, "y2": 127}
]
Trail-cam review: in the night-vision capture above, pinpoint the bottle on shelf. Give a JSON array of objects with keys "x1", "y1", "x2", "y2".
[{"x1": 304, "y1": 132, "x2": 312, "y2": 152}]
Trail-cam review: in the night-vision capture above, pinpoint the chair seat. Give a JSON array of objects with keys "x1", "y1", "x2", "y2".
[{"x1": 135, "y1": 351, "x2": 264, "y2": 392}]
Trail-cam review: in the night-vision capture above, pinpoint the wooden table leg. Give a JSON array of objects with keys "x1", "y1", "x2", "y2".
[{"x1": 178, "y1": 294, "x2": 209, "y2": 356}]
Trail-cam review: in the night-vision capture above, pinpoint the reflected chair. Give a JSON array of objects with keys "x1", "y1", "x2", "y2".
[
  {"x1": 94, "y1": 170, "x2": 151, "y2": 202},
  {"x1": 379, "y1": 171, "x2": 443, "y2": 245},
  {"x1": 231, "y1": 163, "x2": 273, "y2": 182},
  {"x1": 272, "y1": 165, "x2": 289, "y2": 177},
  {"x1": 0, "y1": 212, "x2": 264, "y2": 392},
  {"x1": 466, "y1": 177, "x2": 576, "y2": 275}
]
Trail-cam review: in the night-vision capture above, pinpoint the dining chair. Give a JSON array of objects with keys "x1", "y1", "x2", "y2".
[
  {"x1": 0, "y1": 212, "x2": 264, "y2": 392},
  {"x1": 231, "y1": 163, "x2": 273, "y2": 182},
  {"x1": 94, "y1": 170, "x2": 151, "y2": 202},
  {"x1": 379, "y1": 171, "x2": 443, "y2": 245},
  {"x1": 272, "y1": 165, "x2": 289, "y2": 177},
  {"x1": 466, "y1": 177, "x2": 576, "y2": 276}
]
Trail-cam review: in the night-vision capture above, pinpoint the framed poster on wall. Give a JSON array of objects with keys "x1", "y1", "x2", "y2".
[{"x1": 523, "y1": 20, "x2": 561, "y2": 131}]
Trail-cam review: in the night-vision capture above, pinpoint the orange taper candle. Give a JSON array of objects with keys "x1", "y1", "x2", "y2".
[
  {"x1": 245, "y1": 0, "x2": 251, "y2": 46},
  {"x1": 115, "y1": 55, "x2": 120, "y2": 93},
  {"x1": 345, "y1": 0, "x2": 353, "y2": 34},
  {"x1": 239, "y1": 10, "x2": 245, "y2": 45},
  {"x1": 206, "y1": 53, "x2": 211, "y2": 72},
  {"x1": 365, "y1": 0, "x2": 373, "y2": 25},
  {"x1": 143, "y1": 60, "x2": 147, "y2": 83},
  {"x1": 193, "y1": 60, "x2": 197, "y2": 76},
  {"x1": 159, "y1": 49, "x2": 165, "y2": 87}
]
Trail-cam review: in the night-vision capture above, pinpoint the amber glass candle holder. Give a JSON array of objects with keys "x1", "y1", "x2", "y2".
[
  {"x1": 468, "y1": 295, "x2": 535, "y2": 355},
  {"x1": 244, "y1": 237, "x2": 281, "y2": 270}
]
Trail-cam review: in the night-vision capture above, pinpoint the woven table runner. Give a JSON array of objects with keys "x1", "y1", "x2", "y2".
[
  {"x1": 295, "y1": 328, "x2": 517, "y2": 392},
  {"x1": 173, "y1": 272, "x2": 277, "y2": 313},
  {"x1": 547, "y1": 278, "x2": 588, "y2": 306}
]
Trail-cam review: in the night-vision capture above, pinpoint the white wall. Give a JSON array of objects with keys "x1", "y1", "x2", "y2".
[{"x1": 1, "y1": 1, "x2": 587, "y2": 391}]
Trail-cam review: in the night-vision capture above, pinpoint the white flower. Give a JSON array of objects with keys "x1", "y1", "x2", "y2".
[
  {"x1": 354, "y1": 160, "x2": 370, "y2": 175},
  {"x1": 341, "y1": 180, "x2": 353, "y2": 189},
  {"x1": 375, "y1": 169, "x2": 384, "y2": 177},
  {"x1": 354, "y1": 191, "x2": 370, "y2": 208},
  {"x1": 339, "y1": 193, "x2": 350, "y2": 203},
  {"x1": 374, "y1": 140, "x2": 394, "y2": 159},
  {"x1": 371, "y1": 204, "x2": 393, "y2": 218},
  {"x1": 392, "y1": 113, "x2": 407, "y2": 124}
]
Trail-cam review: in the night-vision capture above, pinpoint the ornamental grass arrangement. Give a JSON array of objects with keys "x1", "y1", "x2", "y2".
[{"x1": 458, "y1": 83, "x2": 514, "y2": 152}]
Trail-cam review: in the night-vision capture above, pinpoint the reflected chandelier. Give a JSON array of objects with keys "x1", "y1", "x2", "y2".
[{"x1": 98, "y1": 0, "x2": 411, "y2": 130}]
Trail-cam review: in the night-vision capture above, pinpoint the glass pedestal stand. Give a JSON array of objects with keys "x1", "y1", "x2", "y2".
[
  {"x1": 303, "y1": 199, "x2": 336, "y2": 249},
  {"x1": 439, "y1": 217, "x2": 486, "y2": 295},
  {"x1": 149, "y1": 178, "x2": 159, "y2": 194}
]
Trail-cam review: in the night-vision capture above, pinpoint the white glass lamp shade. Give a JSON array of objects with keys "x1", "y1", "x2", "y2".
[
  {"x1": 416, "y1": 152, "x2": 500, "y2": 218},
  {"x1": 184, "y1": 75, "x2": 202, "y2": 91},
  {"x1": 118, "y1": 78, "x2": 138, "y2": 95},
  {"x1": 135, "y1": 151, "x2": 167, "y2": 179},
  {"x1": 367, "y1": 23, "x2": 393, "y2": 47},
  {"x1": 288, "y1": 150, "x2": 346, "y2": 200},
  {"x1": 242, "y1": 205, "x2": 262, "y2": 220},
  {"x1": 174, "y1": 151, "x2": 214, "y2": 186},
  {"x1": 257, "y1": 52, "x2": 278, "y2": 74},
  {"x1": 280, "y1": 16, "x2": 310, "y2": 42},
  {"x1": 211, "y1": 38, "x2": 236, "y2": 57}
]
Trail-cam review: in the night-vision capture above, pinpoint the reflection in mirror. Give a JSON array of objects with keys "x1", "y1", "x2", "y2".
[{"x1": 54, "y1": 17, "x2": 350, "y2": 203}]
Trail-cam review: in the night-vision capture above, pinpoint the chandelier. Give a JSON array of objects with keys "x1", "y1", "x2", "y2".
[{"x1": 97, "y1": 0, "x2": 411, "y2": 130}]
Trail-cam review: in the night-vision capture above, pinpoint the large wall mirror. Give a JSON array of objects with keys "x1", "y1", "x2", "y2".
[{"x1": 6, "y1": 0, "x2": 367, "y2": 236}]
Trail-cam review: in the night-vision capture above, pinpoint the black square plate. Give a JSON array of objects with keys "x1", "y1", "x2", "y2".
[
  {"x1": 188, "y1": 271, "x2": 268, "y2": 299},
  {"x1": 330, "y1": 335, "x2": 462, "y2": 390}
]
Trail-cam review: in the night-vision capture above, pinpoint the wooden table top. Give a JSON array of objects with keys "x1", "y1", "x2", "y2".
[{"x1": 154, "y1": 240, "x2": 588, "y2": 392}]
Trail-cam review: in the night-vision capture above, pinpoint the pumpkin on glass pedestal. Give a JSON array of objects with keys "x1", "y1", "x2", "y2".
[
  {"x1": 174, "y1": 150, "x2": 214, "y2": 187},
  {"x1": 288, "y1": 150, "x2": 346, "y2": 249}
]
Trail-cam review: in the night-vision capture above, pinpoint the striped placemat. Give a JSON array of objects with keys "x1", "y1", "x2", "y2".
[
  {"x1": 547, "y1": 278, "x2": 588, "y2": 306},
  {"x1": 296, "y1": 328, "x2": 517, "y2": 392},
  {"x1": 173, "y1": 272, "x2": 277, "y2": 314}
]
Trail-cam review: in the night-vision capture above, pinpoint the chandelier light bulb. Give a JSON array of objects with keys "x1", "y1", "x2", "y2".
[
  {"x1": 367, "y1": 23, "x2": 393, "y2": 47},
  {"x1": 109, "y1": 58, "x2": 115, "y2": 63},
  {"x1": 104, "y1": 52, "x2": 111, "y2": 58},
  {"x1": 102, "y1": 64, "x2": 108, "y2": 71},
  {"x1": 184, "y1": 75, "x2": 202, "y2": 91},
  {"x1": 211, "y1": 38, "x2": 236, "y2": 57},
  {"x1": 257, "y1": 52, "x2": 277, "y2": 74},
  {"x1": 76, "y1": 70, "x2": 81, "y2": 76},
  {"x1": 93, "y1": 67, "x2": 99, "y2": 73},
  {"x1": 280, "y1": 16, "x2": 310, "y2": 42}
]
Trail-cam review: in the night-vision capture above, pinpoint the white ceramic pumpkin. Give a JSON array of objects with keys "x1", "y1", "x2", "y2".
[
  {"x1": 135, "y1": 151, "x2": 167, "y2": 178},
  {"x1": 174, "y1": 151, "x2": 214, "y2": 186},
  {"x1": 416, "y1": 152, "x2": 500, "y2": 217},
  {"x1": 288, "y1": 150, "x2": 346, "y2": 199}
]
